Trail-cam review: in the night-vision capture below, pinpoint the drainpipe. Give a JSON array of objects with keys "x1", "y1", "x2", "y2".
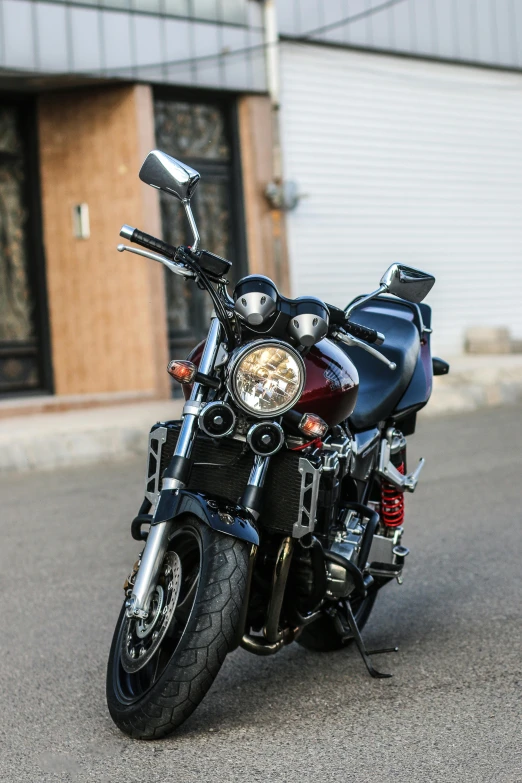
[
  {"x1": 263, "y1": 0, "x2": 288, "y2": 293},
  {"x1": 264, "y1": 0, "x2": 281, "y2": 180}
]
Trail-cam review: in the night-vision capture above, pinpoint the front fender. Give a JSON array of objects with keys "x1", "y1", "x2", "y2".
[{"x1": 152, "y1": 489, "x2": 259, "y2": 546}]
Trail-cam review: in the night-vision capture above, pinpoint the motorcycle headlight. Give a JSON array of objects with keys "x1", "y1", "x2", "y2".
[{"x1": 228, "y1": 340, "x2": 306, "y2": 417}]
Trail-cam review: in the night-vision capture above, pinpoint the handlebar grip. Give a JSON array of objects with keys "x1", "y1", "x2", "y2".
[
  {"x1": 344, "y1": 320, "x2": 384, "y2": 345},
  {"x1": 120, "y1": 225, "x2": 177, "y2": 259}
]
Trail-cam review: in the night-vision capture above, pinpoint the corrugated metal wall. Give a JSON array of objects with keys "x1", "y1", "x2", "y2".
[
  {"x1": 280, "y1": 43, "x2": 522, "y2": 355},
  {"x1": 0, "y1": 0, "x2": 266, "y2": 92},
  {"x1": 278, "y1": 0, "x2": 522, "y2": 72}
]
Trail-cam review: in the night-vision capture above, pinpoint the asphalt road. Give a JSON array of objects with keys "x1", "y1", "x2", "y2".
[{"x1": 1, "y1": 405, "x2": 521, "y2": 782}]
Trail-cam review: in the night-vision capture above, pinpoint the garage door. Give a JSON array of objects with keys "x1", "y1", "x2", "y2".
[{"x1": 280, "y1": 43, "x2": 522, "y2": 355}]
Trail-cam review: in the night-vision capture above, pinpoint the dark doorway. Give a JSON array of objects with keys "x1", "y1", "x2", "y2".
[
  {"x1": 0, "y1": 98, "x2": 51, "y2": 396},
  {"x1": 153, "y1": 92, "x2": 247, "y2": 372}
]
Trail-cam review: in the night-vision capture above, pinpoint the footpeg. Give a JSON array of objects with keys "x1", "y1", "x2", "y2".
[{"x1": 378, "y1": 434, "x2": 425, "y2": 493}]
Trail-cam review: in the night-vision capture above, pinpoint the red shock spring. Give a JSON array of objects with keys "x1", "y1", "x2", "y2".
[{"x1": 381, "y1": 462, "x2": 405, "y2": 528}]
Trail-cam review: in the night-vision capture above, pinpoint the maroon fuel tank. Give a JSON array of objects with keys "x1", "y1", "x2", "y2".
[
  {"x1": 185, "y1": 338, "x2": 358, "y2": 427},
  {"x1": 294, "y1": 338, "x2": 359, "y2": 426}
]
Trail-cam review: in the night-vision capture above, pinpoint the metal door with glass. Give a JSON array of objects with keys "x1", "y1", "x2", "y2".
[
  {"x1": 0, "y1": 101, "x2": 50, "y2": 396},
  {"x1": 154, "y1": 95, "x2": 247, "y2": 365}
]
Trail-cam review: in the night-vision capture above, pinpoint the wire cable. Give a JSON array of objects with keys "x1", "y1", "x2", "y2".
[{"x1": 6, "y1": 0, "x2": 406, "y2": 77}]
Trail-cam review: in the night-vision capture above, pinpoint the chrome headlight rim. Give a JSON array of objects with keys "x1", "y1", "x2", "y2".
[{"x1": 227, "y1": 339, "x2": 306, "y2": 418}]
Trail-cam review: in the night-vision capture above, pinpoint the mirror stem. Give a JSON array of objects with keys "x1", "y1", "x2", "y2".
[
  {"x1": 344, "y1": 284, "x2": 388, "y2": 317},
  {"x1": 183, "y1": 200, "x2": 200, "y2": 252}
]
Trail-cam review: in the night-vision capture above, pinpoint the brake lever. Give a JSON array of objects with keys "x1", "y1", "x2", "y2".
[
  {"x1": 117, "y1": 244, "x2": 195, "y2": 279},
  {"x1": 333, "y1": 330, "x2": 397, "y2": 371}
]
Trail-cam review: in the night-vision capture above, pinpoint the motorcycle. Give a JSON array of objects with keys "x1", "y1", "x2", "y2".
[{"x1": 106, "y1": 150, "x2": 449, "y2": 739}]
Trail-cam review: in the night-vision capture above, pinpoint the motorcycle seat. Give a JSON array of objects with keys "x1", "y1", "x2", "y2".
[{"x1": 339, "y1": 305, "x2": 420, "y2": 431}]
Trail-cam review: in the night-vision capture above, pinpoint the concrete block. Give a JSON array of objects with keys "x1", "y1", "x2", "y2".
[{"x1": 464, "y1": 327, "x2": 511, "y2": 354}]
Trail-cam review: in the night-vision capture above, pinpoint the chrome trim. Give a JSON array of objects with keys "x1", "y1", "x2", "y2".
[
  {"x1": 120, "y1": 224, "x2": 134, "y2": 241},
  {"x1": 244, "y1": 454, "x2": 271, "y2": 519},
  {"x1": 182, "y1": 400, "x2": 204, "y2": 416},
  {"x1": 287, "y1": 311, "x2": 328, "y2": 347},
  {"x1": 379, "y1": 263, "x2": 435, "y2": 304},
  {"x1": 126, "y1": 520, "x2": 172, "y2": 619},
  {"x1": 234, "y1": 290, "x2": 277, "y2": 325},
  {"x1": 344, "y1": 284, "x2": 387, "y2": 317},
  {"x1": 161, "y1": 477, "x2": 185, "y2": 490},
  {"x1": 246, "y1": 421, "x2": 285, "y2": 456},
  {"x1": 293, "y1": 457, "x2": 322, "y2": 539},
  {"x1": 117, "y1": 243, "x2": 194, "y2": 278},
  {"x1": 227, "y1": 339, "x2": 306, "y2": 418},
  {"x1": 368, "y1": 527, "x2": 406, "y2": 577},
  {"x1": 248, "y1": 453, "x2": 271, "y2": 487},
  {"x1": 333, "y1": 329, "x2": 396, "y2": 371},
  {"x1": 182, "y1": 200, "x2": 200, "y2": 252},
  {"x1": 144, "y1": 426, "x2": 167, "y2": 506},
  {"x1": 172, "y1": 316, "x2": 222, "y2": 467},
  {"x1": 377, "y1": 431, "x2": 425, "y2": 493},
  {"x1": 198, "y1": 401, "x2": 236, "y2": 438}
]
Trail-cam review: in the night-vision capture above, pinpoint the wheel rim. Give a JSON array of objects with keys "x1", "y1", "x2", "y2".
[{"x1": 113, "y1": 525, "x2": 201, "y2": 705}]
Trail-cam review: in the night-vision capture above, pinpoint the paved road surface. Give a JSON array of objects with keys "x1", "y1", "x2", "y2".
[{"x1": 1, "y1": 405, "x2": 521, "y2": 782}]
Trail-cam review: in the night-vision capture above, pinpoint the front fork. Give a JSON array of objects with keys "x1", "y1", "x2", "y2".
[{"x1": 126, "y1": 316, "x2": 222, "y2": 620}]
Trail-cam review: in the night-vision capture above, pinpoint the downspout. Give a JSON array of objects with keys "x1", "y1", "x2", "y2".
[{"x1": 263, "y1": 0, "x2": 289, "y2": 293}]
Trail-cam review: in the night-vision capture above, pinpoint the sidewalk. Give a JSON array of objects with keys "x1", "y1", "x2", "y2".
[{"x1": 1, "y1": 355, "x2": 521, "y2": 473}]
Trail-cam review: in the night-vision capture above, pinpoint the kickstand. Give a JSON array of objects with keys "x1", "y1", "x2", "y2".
[{"x1": 332, "y1": 601, "x2": 398, "y2": 679}]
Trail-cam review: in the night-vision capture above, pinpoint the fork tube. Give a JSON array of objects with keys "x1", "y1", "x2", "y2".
[
  {"x1": 163, "y1": 315, "x2": 222, "y2": 490},
  {"x1": 241, "y1": 454, "x2": 271, "y2": 519},
  {"x1": 128, "y1": 316, "x2": 222, "y2": 619}
]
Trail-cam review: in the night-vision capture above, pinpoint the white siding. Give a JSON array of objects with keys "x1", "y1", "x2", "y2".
[{"x1": 280, "y1": 43, "x2": 522, "y2": 355}]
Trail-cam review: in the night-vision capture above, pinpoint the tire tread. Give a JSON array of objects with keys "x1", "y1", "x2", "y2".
[{"x1": 107, "y1": 519, "x2": 250, "y2": 739}]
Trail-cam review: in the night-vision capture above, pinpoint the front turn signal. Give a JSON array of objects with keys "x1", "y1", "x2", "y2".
[
  {"x1": 299, "y1": 413, "x2": 328, "y2": 439},
  {"x1": 167, "y1": 360, "x2": 197, "y2": 384}
]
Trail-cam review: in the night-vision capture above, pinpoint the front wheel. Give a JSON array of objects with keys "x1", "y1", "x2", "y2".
[{"x1": 106, "y1": 516, "x2": 250, "y2": 739}]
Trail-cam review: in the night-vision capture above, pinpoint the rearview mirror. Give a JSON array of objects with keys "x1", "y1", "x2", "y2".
[
  {"x1": 380, "y1": 263, "x2": 435, "y2": 304},
  {"x1": 139, "y1": 150, "x2": 200, "y2": 202},
  {"x1": 139, "y1": 150, "x2": 201, "y2": 250}
]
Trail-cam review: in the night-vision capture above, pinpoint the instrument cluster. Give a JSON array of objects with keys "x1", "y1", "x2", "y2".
[{"x1": 233, "y1": 275, "x2": 330, "y2": 348}]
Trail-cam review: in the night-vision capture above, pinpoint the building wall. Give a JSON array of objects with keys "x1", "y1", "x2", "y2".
[
  {"x1": 0, "y1": 0, "x2": 266, "y2": 92},
  {"x1": 238, "y1": 94, "x2": 290, "y2": 296},
  {"x1": 38, "y1": 83, "x2": 170, "y2": 396},
  {"x1": 280, "y1": 43, "x2": 522, "y2": 355},
  {"x1": 278, "y1": 0, "x2": 522, "y2": 71}
]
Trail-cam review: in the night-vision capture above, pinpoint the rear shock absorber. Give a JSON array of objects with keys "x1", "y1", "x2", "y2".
[{"x1": 381, "y1": 431, "x2": 406, "y2": 529}]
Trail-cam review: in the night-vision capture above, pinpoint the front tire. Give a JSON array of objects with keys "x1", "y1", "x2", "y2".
[{"x1": 106, "y1": 516, "x2": 250, "y2": 739}]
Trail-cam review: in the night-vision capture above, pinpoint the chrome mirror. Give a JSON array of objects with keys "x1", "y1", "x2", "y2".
[
  {"x1": 380, "y1": 263, "x2": 435, "y2": 303},
  {"x1": 139, "y1": 150, "x2": 201, "y2": 249},
  {"x1": 139, "y1": 150, "x2": 200, "y2": 201}
]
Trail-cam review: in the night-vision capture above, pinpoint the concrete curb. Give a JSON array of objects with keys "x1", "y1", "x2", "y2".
[
  {"x1": 424, "y1": 355, "x2": 522, "y2": 416},
  {"x1": 0, "y1": 401, "x2": 183, "y2": 474},
  {"x1": 1, "y1": 356, "x2": 521, "y2": 473}
]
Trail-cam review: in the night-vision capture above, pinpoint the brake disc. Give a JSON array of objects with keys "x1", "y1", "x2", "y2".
[{"x1": 120, "y1": 551, "x2": 182, "y2": 674}]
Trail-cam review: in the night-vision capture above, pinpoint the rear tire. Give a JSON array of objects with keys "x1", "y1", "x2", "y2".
[
  {"x1": 297, "y1": 590, "x2": 378, "y2": 652},
  {"x1": 106, "y1": 516, "x2": 250, "y2": 739}
]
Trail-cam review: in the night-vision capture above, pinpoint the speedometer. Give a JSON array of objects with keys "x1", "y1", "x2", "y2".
[{"x1": 228, "y1": 340, "x2": 306, "y2": 417}]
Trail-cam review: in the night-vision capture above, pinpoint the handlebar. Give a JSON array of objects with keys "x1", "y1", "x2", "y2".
[
  {"x1": 326, "y1": 303, "x2": 384, "y2": 346},
  {"x1": 120, "y1": 224, "x2": 178, "y2": 260},
  {"x1": 343, "y1": 320, "x2": 384, "y2": 346}
]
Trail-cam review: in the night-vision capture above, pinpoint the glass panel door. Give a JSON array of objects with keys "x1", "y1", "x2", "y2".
[
  {"x1": 154, "y1": 95, "x2": 246, "y2": 374},
  {"x1": 0, "y1": 102, "x2": 48, "y2": 395}
]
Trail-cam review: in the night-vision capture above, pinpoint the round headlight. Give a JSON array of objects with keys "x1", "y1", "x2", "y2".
[{"x1": 228, "y1": 340, "x2": 305, "y2": 417}]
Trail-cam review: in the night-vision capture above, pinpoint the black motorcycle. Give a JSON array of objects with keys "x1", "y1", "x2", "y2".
[{"x1": 106, "y1": 150, "x2": 448, "y2": 739}]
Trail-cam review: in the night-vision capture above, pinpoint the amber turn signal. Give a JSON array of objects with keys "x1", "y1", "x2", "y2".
[
  {"x1": 298, "y1": 412, "x2": 328, "y2": 439},
  {"x1": 167, "y1": 359, "x2": 197, "y2": 384}
]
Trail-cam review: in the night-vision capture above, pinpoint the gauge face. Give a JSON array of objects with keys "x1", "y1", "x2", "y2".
[{"x1": 229, "y1": 341, "x2": 305, "y2": 417}]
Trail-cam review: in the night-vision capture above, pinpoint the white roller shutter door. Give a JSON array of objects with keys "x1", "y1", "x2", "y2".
[{"x1": 280, "y1": 43, "x2": 522, "y2": 355}]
